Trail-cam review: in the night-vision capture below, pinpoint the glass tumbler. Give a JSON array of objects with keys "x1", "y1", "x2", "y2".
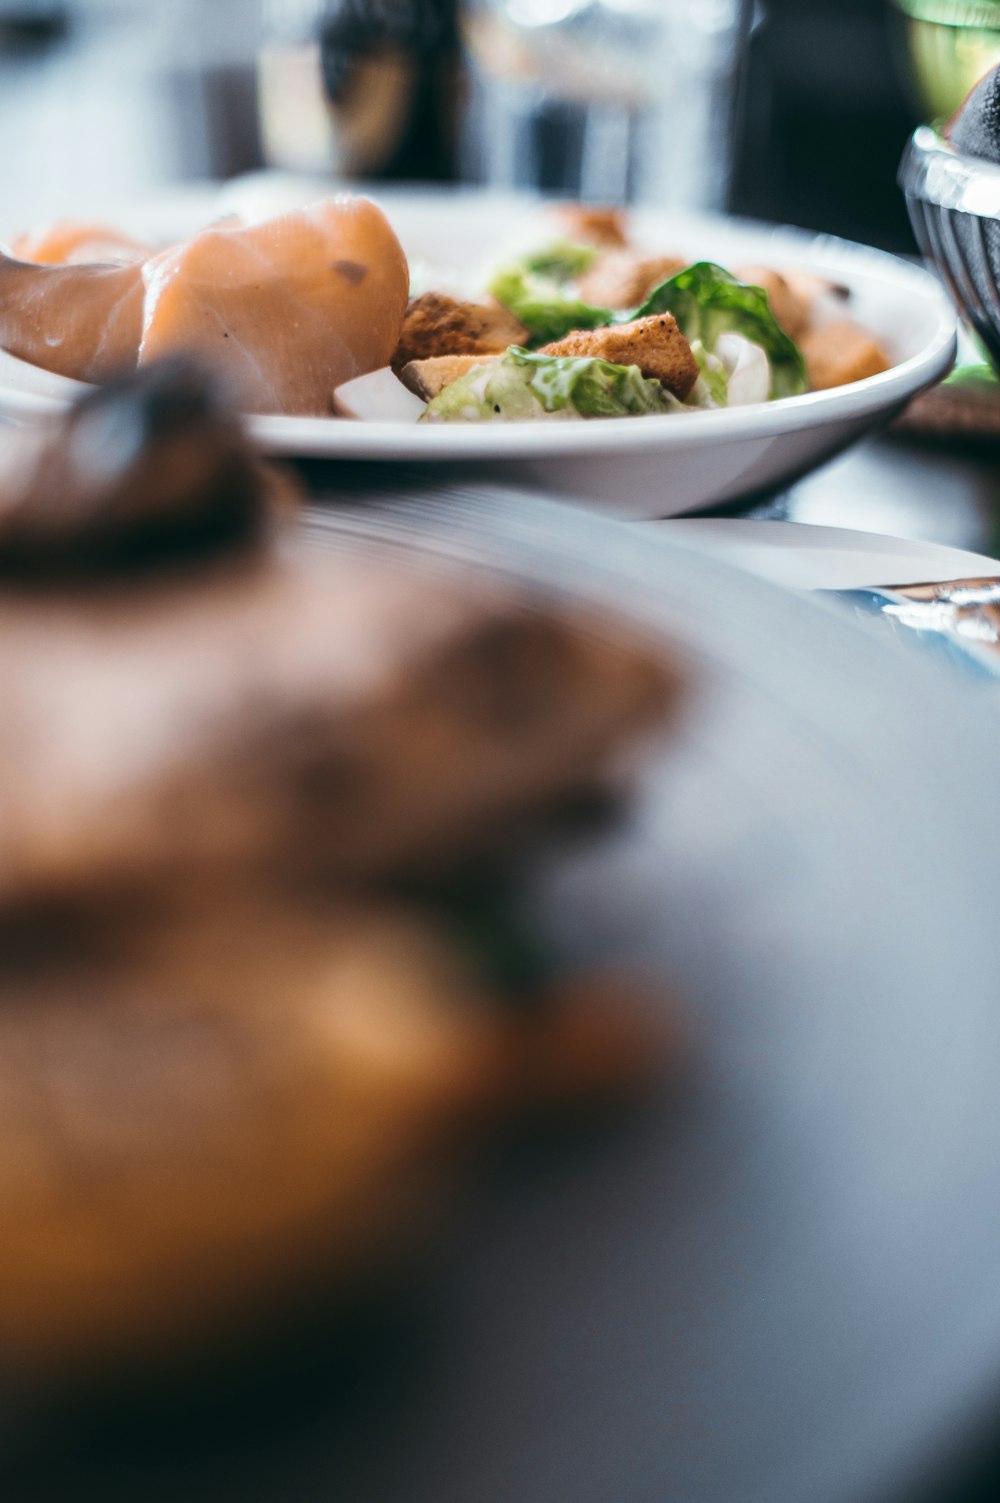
[
  {"x1": 460, "y1": 0, "x2": 753, "y2": 210},
  {"x1": 889, "y1": 0, "x2": 1000, "y2": 125},
  {"x1": 257, "y1": 0, "x2": 460, "y2": 179}
]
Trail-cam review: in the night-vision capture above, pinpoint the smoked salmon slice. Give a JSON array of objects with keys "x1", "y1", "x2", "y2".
[
  {"x1": 139, "y1": 198, "x2": 409, "y2": 415},
  {"x1": 0, "y1": 197, "x2": 409, "y2": 415},
  {"x1": 0, "y1": 255, "x2": 144, "y2": 383},
  {"x1": 9, "y1": 221, "x2": 150, "y2": 266}
]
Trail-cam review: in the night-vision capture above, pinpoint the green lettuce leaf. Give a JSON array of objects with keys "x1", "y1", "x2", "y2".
[
  {"x1": 521, "y1": 240, "x2": 600, "y2": 282},
  {"x1": 421, "y1": 347, "x2": 675, "y2": 423},
  {"x1": 689, "y1": 340, "x2": 729, "y2": 407},
  {"x1": 487, "y1": 267, "x2": 614, "y2": 346},
  {"x1": 487, "y1": 240, "x2": 610, "y2": 345},
  {"x1": 633, "y1": 261, "x2": 808, "y2": 399}
]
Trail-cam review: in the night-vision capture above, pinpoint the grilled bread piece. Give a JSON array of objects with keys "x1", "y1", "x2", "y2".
[
  {"x1": 540, "y1": 313, "x2": 699, "y2": 399},
  {"x1": 799, "y1": 319, "x2": 890, "y2": 390},
  {"x1": 547, "y1": 204, "x2": 629, "y2": 249},
  {"x1": 400, "y1": 352, "x2": 501, "y2": 398},
  {"x1": 577, "y1": 252, "x2": 687, "y2": 311},
  {"x1": 393, "y1": 291, "x2": 528, "y2": 371}
]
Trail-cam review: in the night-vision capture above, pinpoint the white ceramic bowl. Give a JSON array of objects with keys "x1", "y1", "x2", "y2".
[{"x1": 0, "y1": 187, "x2": 956, "y2": 518}]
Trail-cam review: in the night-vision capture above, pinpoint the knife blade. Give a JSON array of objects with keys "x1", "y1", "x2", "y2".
[{"x1": 659, "y1": 519, "x2": 1000, "y2": 593}]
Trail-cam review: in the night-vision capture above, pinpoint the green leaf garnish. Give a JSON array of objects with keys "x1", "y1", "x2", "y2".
[{"x1": 633, "y1": 261, "x2": 808, "y2": 400}]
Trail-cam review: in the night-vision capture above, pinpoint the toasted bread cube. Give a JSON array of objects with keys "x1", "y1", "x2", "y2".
[
  {"x1": 540, "y1": 313, "x2": 699, "y2": 399},
  {"x1": 548, "y1": 204, "x2": 629, "y2": 249},
  {"x1": 577, "y1": 252, "x2": 687, "y2": 311},
  {"x1": 735, "y1": 265, "x2": 814, "y2": 340},
  {"x1": 799, "y1": 320, "x2": 891, "y2": 390},
  {"x1": 785, "y1": 269, "x2": 849, "y2": 305},
  {"x1": 393, "y1": 293, "x2": 527, "y2": 371},
  {"x1": 401, "y1": 354, "x2": 500, "y2": 399}
]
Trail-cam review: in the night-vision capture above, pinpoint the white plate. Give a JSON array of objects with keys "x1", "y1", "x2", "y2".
[
  {"x1": 0, "y1": 186, "x2": 957, "y2": 518},
  {"x1": 18, "y1": 487, "x2": 1000, "y2": 1502}
]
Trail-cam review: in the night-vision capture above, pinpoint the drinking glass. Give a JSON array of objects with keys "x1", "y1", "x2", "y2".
[
  {"x1": 889, "y1": 0, "x2": 1000, "y2": 124},
  {"x1": 460, "y1": 0, "x2": 753, "y2": 210},
  {"x1": 257, "y1": 0, "x2": 459, "y2": 179}
]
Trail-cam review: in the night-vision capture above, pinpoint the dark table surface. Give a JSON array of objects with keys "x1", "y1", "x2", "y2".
[{"x1": 741, "y1": 425, "x2": 1000, "y2": 561}]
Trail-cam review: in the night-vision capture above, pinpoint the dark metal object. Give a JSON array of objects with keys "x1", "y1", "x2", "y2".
[{"x1": 899, "y1": 124, "x2": 1000, "y2": 371}]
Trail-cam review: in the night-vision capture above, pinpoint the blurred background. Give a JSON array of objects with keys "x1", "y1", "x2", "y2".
[{"x1": 0, "y1": 0, "x2": 999, "y2": 255}]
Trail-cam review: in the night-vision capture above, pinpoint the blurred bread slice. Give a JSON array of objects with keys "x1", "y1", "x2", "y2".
[
  {"x1": 0, "y1": 897, "x2": 511, "y2": 1374},
  {"x1": 0, "y1": 551, "x2": 678, "y2": 904}
]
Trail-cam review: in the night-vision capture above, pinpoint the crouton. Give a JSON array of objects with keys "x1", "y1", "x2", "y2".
[
  {"x1": 401, "y1": 354, "x2": 500, "y2": 399},
  {"x1": 577, "y1": 252, "x2": 687, "y2": 311},
  {"x1": 785, "y1": 269, "x2": 849, "y2": 305},
  {"x1": 393, "y1": 293, "x2": 527, "y2": 371},
  {"x1": 735, "y1": 265, "x2": 813, "y2": 340},
  {"x1": 548, "y1": 204, "x2": 629, "y2": 249},
  {"x1": 798, "y1": 320, "x2": 891, "y2": 390},
  {"x1": 540, "y1": 313, "x2": 699, "y2": 399}
]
